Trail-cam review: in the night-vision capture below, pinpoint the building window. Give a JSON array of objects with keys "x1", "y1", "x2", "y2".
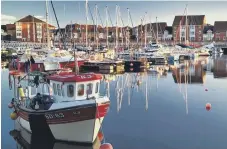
[
  {"x1": 87, "y1": 83, "x2": 93, "y2": 95},
  {"x1": 77, "y1": 84, "x2": 84, "y2": 96},
  {"x1": 67, "y1": 85, "x2": 74, "y2": 97},
  {"x1": 57, "y1": 84, "x2": 61, "y2": 96},
  {"x1": 53, "y1": 83, "x2": 57, "y2": 95},
  {"x1": 95, "y1": 82, "x2": 99, "y2": 93},
  {"x1": 190, "y1": 37, "x2": 195, "y2": 41},
  {"x1": 224, "y1": 37, "x2": 226, "y2": 40},
  {"x1": 190, "y1": 25, "x2": 195, "y2": 29}
]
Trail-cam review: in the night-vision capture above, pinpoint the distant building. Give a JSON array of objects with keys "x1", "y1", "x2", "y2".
[
  {"x1": 162, "y1": 26, "x2": 173, "y2": 41},
  {"x1": 214, "y1": 21, "x2": 227, "y2": 42},
  {"x1": 203, "y1": 24, "x2": 214, "y2": 41},
  {"x1": 15, "y1": 15, "x2": 55, "y2": 43},
  {"x1": 6, "y1": 24, "x2": 16, "y2": 41},
  {"x1": 172, "y1": 15, "x2": 206, "y2": 42}
]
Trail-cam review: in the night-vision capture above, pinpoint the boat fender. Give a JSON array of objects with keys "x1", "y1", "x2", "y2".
[
  {"x1": 8, "y1": 102, "x2": 14, "y2": 108},
  {"x1": 35, "y1": 101, "x2": 39, "y2": 110},
  {"x1": 18, "y1": 86, "x2": 25, "y2": 99},
  {"x1": 100, "y1": 143, "x2": 113, "y2": 149},
  {"x1": 10, "y1": 111, "x2": 18, "y2": 120}
]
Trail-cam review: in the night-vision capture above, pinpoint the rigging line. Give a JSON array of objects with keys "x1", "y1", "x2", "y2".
[
  {"x1": 97, "y1": 7, "x2": 104, "y2": 27},
  {"x1": 88, "y1": 3, "x2": 95, "y2": 25},
  {"x1": 107, "y1": 8, "x2": 114, "y2": 27}
]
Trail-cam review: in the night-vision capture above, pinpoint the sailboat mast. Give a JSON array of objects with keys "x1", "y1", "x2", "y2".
[
  {"x1": 185, "y1": 4, "x2": 188, "y2": 44},
  {"x1": 116, "y1": 5, "x2": 118, "y2": 49},
  {"x1": 145, "y1": 12, "x2": 147, "y2": 47},
  {"x1": 85, "y1": 0, "x2": 88, "y2": 47},
  {"x1": 127, "y1": 8, "x2": 130, "y2": 48},
  {"x1": 156, "y1": 17, "x2": 158, "y2": 43},
  {"x1": 46, "y1": 0, "x2": 50, "y2": 49},
  {"x1": 106, "y1": 6, "x2": 109, "y2": 47},
  {"x1": 95, "y1": 4, "x2": 98, "y2": 49},
  {"x1": 33, "y1": 15, "x2": 35, "y2": 43}
]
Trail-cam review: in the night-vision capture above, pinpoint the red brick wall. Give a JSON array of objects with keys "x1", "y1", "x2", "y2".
[{"x1": 214, "y1": 31, "x2": 227, "y2": 41}]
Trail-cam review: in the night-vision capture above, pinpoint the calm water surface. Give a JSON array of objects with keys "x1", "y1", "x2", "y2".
[{"x1": 1, "y1": 55, "x2": 227, "y2": 149}]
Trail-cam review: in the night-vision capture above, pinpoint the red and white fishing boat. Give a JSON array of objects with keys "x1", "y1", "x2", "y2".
[{"x1": 10, "y1": 72, "x2": 110, "y2": 143}]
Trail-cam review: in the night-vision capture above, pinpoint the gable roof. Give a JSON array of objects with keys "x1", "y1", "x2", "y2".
[
  {"x1": 214, "y1": 21, "x2": 227, "y2": 32},
  {"x1": 172, "y1": 15, "x2": 205, "y2": 26},
  {"x1": 16, "y1": 15, "x2": 45, "y2": 23}
]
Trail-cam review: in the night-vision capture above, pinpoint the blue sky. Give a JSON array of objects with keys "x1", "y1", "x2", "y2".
[{"x1": 1, "y1": 1, "x2": 227, "y2": 27}]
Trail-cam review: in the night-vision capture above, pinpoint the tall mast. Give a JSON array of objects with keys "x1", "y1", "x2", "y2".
[
  {"x1": 144, "y1": 12, "x2": 147, "y2": 47},
  {"x1": 180, "y1": 19, "x2": 181, "y2": 44},
  {"x1": 156, "y1": 16, "x2": 158, "y2": 43},
  {"x1": 95, "y1": 4, "x2": 98, "y2": 49},
  {"x1": 185, "y1": 4, "x2": 188, "y2": 44},
  {"x1": 85, "y1": 0, "x2": 88, "y2": 47},
  {"x1": 116, "y1": 5, "x2": 118, "y2": 49},
  {"x1": 33, "y1": 15, "x2": 35, "y2": 43},
  {"x1": 46, "y1": 0, "x2": 50, "y2": 49},
  {"x1": 106, "y1": 6, "x2": 109, "y2": 47},
  {"x1": 127, "y1": 8, "x2": 130, "y2": 48}
]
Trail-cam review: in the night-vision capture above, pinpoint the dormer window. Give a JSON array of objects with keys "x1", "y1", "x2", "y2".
[{"x1": 67, "y1": 85, "x2": 74, "y2": 97}]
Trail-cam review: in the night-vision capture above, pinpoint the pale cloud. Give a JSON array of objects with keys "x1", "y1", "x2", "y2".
[{"x1": 1, "y1": 14, "x2": 17, "y2": 25}]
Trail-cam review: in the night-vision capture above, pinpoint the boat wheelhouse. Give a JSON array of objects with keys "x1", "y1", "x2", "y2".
[{"x1": 11, "y1": 72, "x2": 110, "y2": 144}]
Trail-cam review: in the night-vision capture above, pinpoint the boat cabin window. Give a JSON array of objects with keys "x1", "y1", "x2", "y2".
[
  {"x1": 67, "y1": 85, "x2": 74, "y2": 97},
  {"x1": 95, "y1": 82, "x2": 99, "y2": 93},
  {"x1": 77, "y1": 84, "x2": 85, "y2": 96},
  {"x1": 57, "y1": 84, "x2": 61, "y2": 96},
  {"x1": 53, "y1": 83, "x2": 57, "y2": 95},
  {"x1": 62, "y1": 85, "x2": 65, "y2": 97},
  {"x1": 87, "y1": 83, "x2": 93, "y2": 95}
]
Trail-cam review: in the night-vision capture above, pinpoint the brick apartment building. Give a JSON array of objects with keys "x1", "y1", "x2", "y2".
[
  {"x1": 172, "y1": 15, "x2": 206, "y2": 42},
  {"x1": 15, "y1": 15, "x2": 55, "y2": 42},
  {"x1": 214, "y1": 21, "x2": 227, "y2": 42}
]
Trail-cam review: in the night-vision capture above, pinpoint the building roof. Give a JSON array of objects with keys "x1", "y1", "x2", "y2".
[
  {"x1": 6, "y1": 24, "x2": 16, "y2": 30},
  {"x1": 16, "y1": 15, "x2": 45, "y2": 23},
  {"x1": 203, "y1": 24, "x2": 214, "y2": 34},
  {"x1": 146, "y1": 22, "x2": 167, "y2": 33},
  {"x1": 165, "y1": 26, "x2": 173, "y2": 34},
  {"x1": 172, "y1": 15, "x2": 205, "y2": 26},
  {"x1": 16, "y1": 15, "x2": 55, "y2": 28},
  {"x1": 214, "y1": 21, "x2": 227, "y2": 32}
]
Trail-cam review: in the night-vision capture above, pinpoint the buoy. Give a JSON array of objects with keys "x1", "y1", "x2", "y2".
[
  {"x1": 98, "y1": 131, "x2": 104, "y2": 141},
  {"x1": 18, "y1": 86, "x2": 25, "y2": 98},
  {"x1": 206, "y1": 103, "x2": 211, "y2": 111},
  {"x1": 130, "y1": 63, "x2": 133, "y2": 67},
  {"x1": 205, "y1": 89, "x2": 208, "y2": 91},
  {"x1": 100, "y1": 143, "x2": 113, "y2": 149},
  {"x1": 10, "y1": 112, "x2": 18, "y2": 120},
  {"x1": 8, "y1": 103, "x2": 14, "y2": 108}
]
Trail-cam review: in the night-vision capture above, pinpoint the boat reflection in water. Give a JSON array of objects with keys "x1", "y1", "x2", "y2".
[
  {"x1": 10, "y1": 120, "x2": 102, "y2": 149},
  {"x1": 171, "y1": 59, "x2": 207, "y2": 84},
  {"x1": 213, "y1": 55, "x2": 227, "y2": 78}
]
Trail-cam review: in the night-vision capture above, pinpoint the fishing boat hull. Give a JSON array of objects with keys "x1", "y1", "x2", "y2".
[{"x1": 16, "y1": 101, "x2": 109, "y2": 143}]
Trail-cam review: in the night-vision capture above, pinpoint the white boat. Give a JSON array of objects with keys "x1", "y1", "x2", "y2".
[{"x1": 10, "y1": 72, "x2": 110, "y2": 143}]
